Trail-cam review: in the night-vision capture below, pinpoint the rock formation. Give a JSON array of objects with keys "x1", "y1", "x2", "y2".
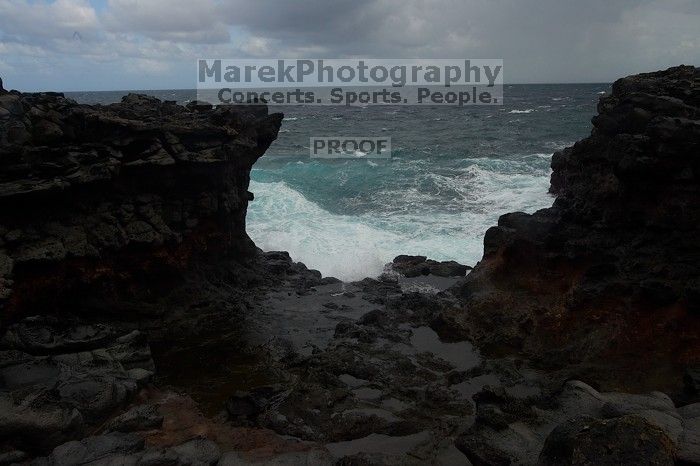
[
  {"x1": 0, "y1": 89, "x2": 282, "y2": 322},
  {"x1": 1, "y1": 66, "x2": 699, "y2": 464},
  {"x1": 442, "y1": 65, "x2": 700, "y2": 388},
  {"x1": 0, "y1": 86, "x2": 292, "y2": 459}
]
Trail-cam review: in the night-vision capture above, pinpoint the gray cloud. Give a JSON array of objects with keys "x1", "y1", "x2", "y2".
[
  {"x1": 214, "y1": 0, "x2": 699, "y2": 81},
  {"x1": 0, "y1": 0, "x2": 697, "y2": 90},
  {"x1": 102, "y1": 0, "x2": 230, "y2": 43},
  {"x1": 0, "y1": 0, "x2": 100, "y2": 42}
]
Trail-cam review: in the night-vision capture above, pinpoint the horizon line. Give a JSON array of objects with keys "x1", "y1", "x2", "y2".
[{"x1": 23, "y1": 81, "x2": 612, "y2": 94}]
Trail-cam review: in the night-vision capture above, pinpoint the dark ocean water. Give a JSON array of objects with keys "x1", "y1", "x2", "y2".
[{"x1": 67, "y1": 84, "x2": 609, "y2": 279}]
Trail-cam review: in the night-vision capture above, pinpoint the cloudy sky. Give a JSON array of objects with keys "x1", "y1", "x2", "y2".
[{"x1": 0, "y1": 0, "x2": 697, "y2": 91}]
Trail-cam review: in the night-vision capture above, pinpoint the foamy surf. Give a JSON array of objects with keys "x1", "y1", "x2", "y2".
[
  {"x1": 247, "y1": 156, "x2": 554, "y2": 281},
  {"x1": 246, "y1": 85, "x2": 597, "y2": 281},
  {"x1": 246, "y1": 180, "x2": 401, "y2": 280}
]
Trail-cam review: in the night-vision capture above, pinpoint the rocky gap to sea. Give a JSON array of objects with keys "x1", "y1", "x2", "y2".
[{"x1": 0, "y1": 66, "x2": 699, "y2": 465}]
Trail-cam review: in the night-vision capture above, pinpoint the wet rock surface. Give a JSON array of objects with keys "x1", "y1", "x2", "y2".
[
  {"x1": 106, "y1": 404, "x2": 164, "y2": 433},
  {"x1": 0, "y1": 317, "x2": 154, "y2": 453},
  {"x1": 391, "y1": 255, "x2": 472, "y2": 278},
  {"x1": 538, "y1": 415, "x2": 675, "y2": 466},
  {"x1": 457, "y1": 379, "x2": 700, "y2": 465}
]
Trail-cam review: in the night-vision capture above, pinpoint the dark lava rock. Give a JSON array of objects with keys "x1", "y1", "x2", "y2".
[
  {"x1": 321, "y1": 276, "x2": 343, "y2": 285},
  {"x1": 538, "y1": 415, "x2": 675, "y2": 466},
  {"x1": 0, "y1": 318, "x2": 155, "y2": 453},
  {"x1": 0, "y1": 450, "x2": 27, "y2": 465},
  {"x1": 185, "y1": 100, "x2": 214, "y2": 112},
  {"x1": 685, "y1": 366, "x2": 700, "y2": 396},
  {"x1": 393, "y1": 255, "x2": 430, "y2": 277},
  {"x1": 0, "y1": 316, "x2": 113, "y2": 355},
  {"x1": 392, "y1": 255, "x2": 471, "y2": 278},
  {"x1": 0, "y1": 86, "x2": 282, "y2": 321},
  {"x1": 226, "y1": 385, "x2": 285, "y2": 422},
  {"x1": 106, "y1": 404, "x2": 163, "y2": 433},
  {"x1": 358, "y1": 309, "x2": 390, "y2": 327},
  {"x1": 33, "y1": 434, "x2": 222, "y2": 466},
  {"x1": 687, "y1": 279, "x2": 700, "y2": 315},
  {"x1": 429, "y1": 260, "x2": 472, "y2": 277},
  {"x1": 455, "y1": 379, "x2": 700, "y2": 465},
  {"x1": 220, "y1": 450, "x2": 332, "y2": 465},
  {"x1": 167, "y1": 438, "x2": 221, "y2": 465},
  {"x1": 226, "y1": 391, "x2": 262, "y2": 420},
  {"x1": 36, "y1": 432, "x2": 144, "y2": 466},
  {"x1": 445, "y1": 65, "x2": 700, "y2": 377},
  {"x1": 455, "y1": 434, "x2": 513, "y2": 466}
]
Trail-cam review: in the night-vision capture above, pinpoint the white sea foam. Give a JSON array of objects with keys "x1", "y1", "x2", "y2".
[
  {"x1": 246, "y1": 157, "x2": 554, "y2": 281},
  {"x1": 247, "y1": 180, "x2": 401, "y2": 280},
  {"x1": 523, "y1": 152, "x2": 553, "y2": 160},
  {"x1": 544, "y1": 140, "x2": 575, "y2": 150},
  {"x1": 509, "y1": 109, "x2": 534, "y2": 114}
]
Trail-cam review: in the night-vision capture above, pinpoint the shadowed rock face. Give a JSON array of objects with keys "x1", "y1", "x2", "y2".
[
  {"x1": 0, "y1": 90, "x2": 282, "y2": 322},
  {"x1": 444, "y1": 65, "x2": 700, "y2": 386}
]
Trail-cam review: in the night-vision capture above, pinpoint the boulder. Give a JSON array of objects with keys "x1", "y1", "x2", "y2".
[
  {"x1": 538, "y1": 415, "x2": 675, "y2": 466},
  {"x1": 39, "y1": 432, "x2": 144, "y2": 466},
  {"x1": 168, "y1": 438, "x2": 221, "y2": 465},
  {"x1": 106, "y1": 404, "x2": 163, "y2": 433},
  {"x1": 391, "y1": 255, "x2": 471, "y2": 278},
  {"x1": 459, "y1": 380, "x2": 700, "y2": 465}
]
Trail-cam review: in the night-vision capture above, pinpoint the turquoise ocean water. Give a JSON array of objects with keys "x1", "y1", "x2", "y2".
[{"x1": 68, "y1": 84, "x2": 608, "y2": 279}]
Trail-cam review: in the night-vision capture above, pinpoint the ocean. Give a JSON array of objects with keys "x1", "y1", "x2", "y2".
[{"x1": 67, "y1": 83, "x2": 608, "y2": 280}]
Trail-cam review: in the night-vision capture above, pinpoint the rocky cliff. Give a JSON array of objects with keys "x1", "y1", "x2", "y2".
[
  {"x1": 443, "y1": 65, "x2": 700, "y2": 388},
  {"x1": 0, "y1": 82, "x2": 308, "y2": 459},
  {"x1": 0, "y1": 87, "x2": 282, "y2": 323}
]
